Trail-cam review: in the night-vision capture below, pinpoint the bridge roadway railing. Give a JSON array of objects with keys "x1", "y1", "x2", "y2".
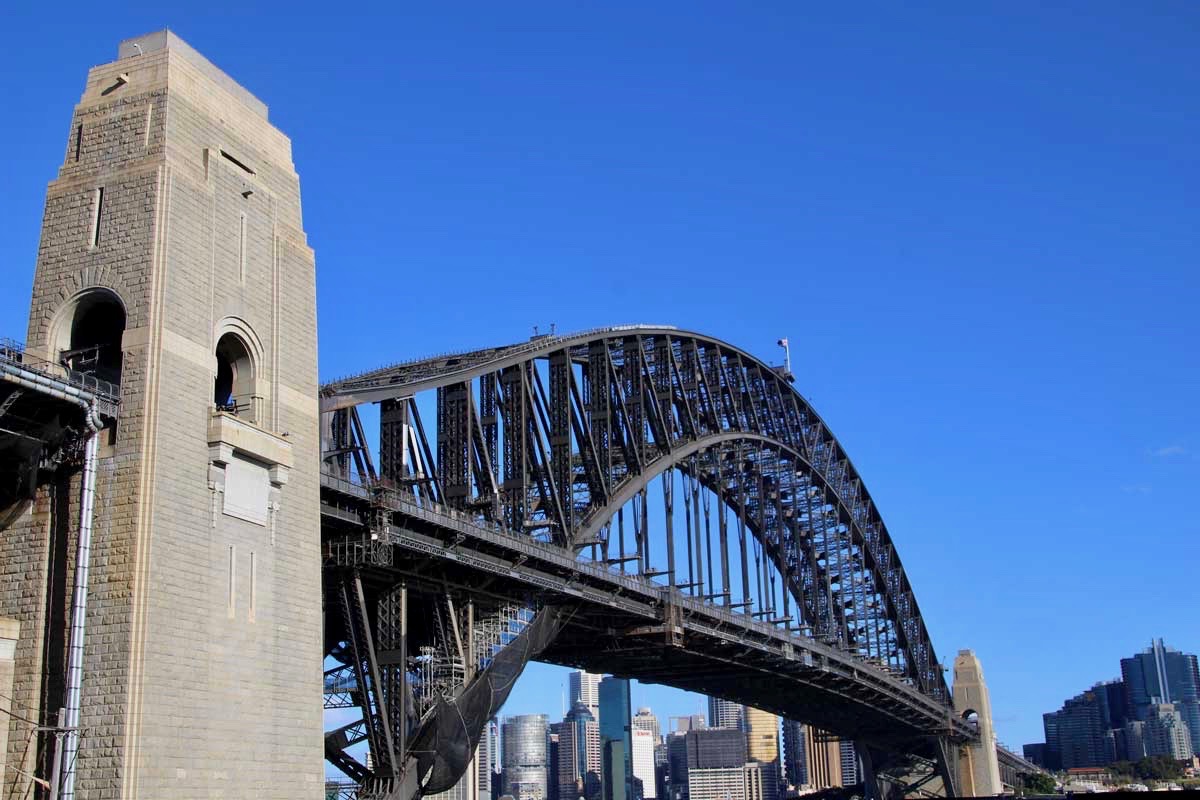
[
  {"x1": 320, "y1": 470, "x2": 973, "y2": 742},
  {"x1": 0, "y1": 337, "x2": 120, "y2": 418}
]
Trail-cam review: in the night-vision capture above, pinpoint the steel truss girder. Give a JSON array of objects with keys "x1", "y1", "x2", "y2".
[
  {"x1": 336, "y1": 571, "x2": 398, "y2": 779},
  {"x1": 322, "y1": 326, "x2": 949, "y2": 702}
]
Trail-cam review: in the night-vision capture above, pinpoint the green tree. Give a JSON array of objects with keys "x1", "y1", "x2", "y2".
[
  {"x1": 1133, "y1": 755, "x2": 1184, "y2": 780},
  {"x1": 1020, "y1": 772, "x2": 1057, "y2": 794}
]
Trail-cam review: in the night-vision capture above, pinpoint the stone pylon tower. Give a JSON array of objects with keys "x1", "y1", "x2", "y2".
[
  {"x1": 952, "y1": 649, "x2": 1003, "y2": 797},
  {"x1": 0, "y1": 31, "x2": 323, "y2": 798}
]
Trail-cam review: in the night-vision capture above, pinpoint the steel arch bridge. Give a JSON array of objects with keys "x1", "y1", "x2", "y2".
[{"x1": 318, "y1": 325, "x2": 974, "y2": 800}]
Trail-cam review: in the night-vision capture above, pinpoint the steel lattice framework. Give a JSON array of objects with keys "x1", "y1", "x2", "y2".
[{"x1": 318, "y1": 325, "x2": 974, "y2": 799}]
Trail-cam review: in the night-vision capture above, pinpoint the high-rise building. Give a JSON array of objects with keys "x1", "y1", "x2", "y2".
[
  {"x1": 837, "y1": 741, "x2": 859, "y2": 787},
  {"x1": 707, "y1": 698, "x2": 743, "y2": 730},
  {"x1": 632, "y1": 729, "x2": 657, "y2": 800},
  {"x1": 1121, "y1": 639, "x2": 1200, "y2": 756},
  {"x1": 559, "y1": 702, "x2": 602, "y2": 800},
  {"x1": 781, "y1": 720, "x2": 805, "y2": 788},
  {"x1": 742, "y1": 761, "x2": 779, "y2": 800},
  {"x1": 742, "y1": 707, "x2": 779, "y2": 765},
  {"x1": 684, "y1": 727, "x2": 749, "y2": 800},
  {"x1": 1041, "y1": 710, "x2": 1063, "y2": 771},
  {"x1": 686, "y1": 768, "x2": 745, "y2": 800},
  {"x1": 687, "y1": 727, "x2": 748, "y2": 770},
  {"x1": 549, "y1": 725, "x2": 563, "y2": 800},
  {"x1": 479, "y1": 720, "x2": 499, "y2": 799},
  {"x1": 600, "y1": 677, "x2": 634, "y2": 800},
  {"x1": 667, "y1": 727, "x2": 748, "y2": 800},
  {"x1": 571, "y1": 671, "x2": 604, "y2": 722},
  {"x1": 803, "y1": 728, "x2": 843, "y2": 790},
  {"x1": 504, "y1": 714, "x2": 550, "y2": 800},
  {"x1": 667, "y1": 733, "x2": 689, "y2": 800},
  {"x1": 654, "y1": 753, "x2": 669, "y2": 800},
  {"x1": 670, "y1": 715, "x2": 706, "y2": 733},
  {"x1": 633, "y1": 708, "x2": 662, "y2": 744},
  {"x1": 1117, "y1": 720, "x2": 1147, "y2": 762},
  {"x1": 1046, "y1": 688, "x2": 1110, "y2": 769},
  {"x1": 1093, "y1": 679, "x2": 1129, "y2": 731},
  {"x1": 1143, "y1": 704, "x2": 1194, "y2": 760}
]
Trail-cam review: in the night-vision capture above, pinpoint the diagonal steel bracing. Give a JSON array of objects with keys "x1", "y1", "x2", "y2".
[{"x1": 318, "y1": 325, "x2": 966, "y2": 797}]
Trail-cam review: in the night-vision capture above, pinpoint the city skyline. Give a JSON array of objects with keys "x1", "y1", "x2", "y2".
[
  {"x1": 490, "y1": 633, "x2": 1200, "y2": 758},
  {"x1": 1028, "y1": 637, "x2": 1200, "y2": 771},
  {"x1": 2, "y1": 1, "x2": 1198, "y2": 778}
]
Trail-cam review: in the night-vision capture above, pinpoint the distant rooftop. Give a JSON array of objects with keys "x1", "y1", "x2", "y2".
[{"x1": 116, "y1": 29, "x2": 268, "y2": 119}]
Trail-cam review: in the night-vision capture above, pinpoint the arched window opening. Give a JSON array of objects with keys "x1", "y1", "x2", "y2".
[
  {"x1": 61, "y1": 291, "x2": 125, "y2": 385},
  {"x1": 214, "y1": 333, "x2": 257, "y2": 420},
  {"x1": 963, "y1": 709, "x2": 980, "y2": 731}
]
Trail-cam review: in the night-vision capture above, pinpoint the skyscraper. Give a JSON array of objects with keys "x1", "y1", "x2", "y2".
[
  {"x1": 559, "y1": 702, "x2": 602, "y2": 800},
  {"x1": 707, "y1": 697, "x2": 743, "y2": 730},
  {"x1": 837, "y1": 741, "x2": 859, "y2": 787},
  {"x1": 600, "y1": 677, "x2": 634, "y2": 800},
  {"x1": 742, "y1": 762, "x2": 779, "y2": 800},
  {"x1": 571, "y1": 671, "x2": 604, "y2": 722},
  {"x1": 549, "y1": 725, "x2": 563, "y2": 800},
  {"x1": 633, "y1": 708, "x2": 662, "y2": 744},
  {"x1": 670, "y1": 715, "x2": 706, "y2": 733},
  {"x1": 1041, "y1": 710, "x2": 1063, "y2": 771},
  {"x1": 803, "y1": 728, "x2": 843, "y2": 790},
  {"x1": 1121, "y1": 639, "x2": 1200, "y2": 756},
  {"x1": 667, "y1": 733, "x2": 689, "y2": 800},
  {"x1": 632, "y1": 728, "x2": 657, "y2": 800},
  {"x1": 1143, "y1": 704, "x2": 1194, "y2": 760},
  {"x1": 671, "y1": 727, "x2": 749, "y2": 800},
  {"x1": 1093, "y1": 679, "x2": 1129, "y2": 732},
  {"x1": 1046, "y1": 688, "x2": 1110, "y2": 769},
  {"x1": 504, "y1": 714, "x2": 550, "y2": 800},
  {"x1": 480, "y1": 719, "x2": 499, "y2": 799},
  {"x1": 742, "y1": 707, "x2": 779, "y2": 765},
  {"x1": 780, "y1": 720, "x2": 806, "y2": 788},
  {"x1": 1118, "y1": 720, "x2": 1147, "y2": 761}
]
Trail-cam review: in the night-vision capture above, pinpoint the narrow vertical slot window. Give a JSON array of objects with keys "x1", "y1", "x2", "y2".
[
  {"x1": 248, "y1": 551, "x2": 256, "y2": 623},
  {"x1": 228, "y1": 545, "x2": 236, "y2": 618},
  {"x1": 74, "y1": 124, "x2": 83, "y2": 162},
  {"x1": 142, "y1": 105, "x2": 154, "y2": 150},
  {"x1": 239, "y1": 213, "x2": 247, "y2": 282},
  {"x1": 89, "y1": 187, "x2": 104, "y2": 249}
]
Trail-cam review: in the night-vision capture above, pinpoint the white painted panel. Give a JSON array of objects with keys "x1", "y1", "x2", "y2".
[{"x1": 223, "y1": 456, "x2": 269, "y2": 526}]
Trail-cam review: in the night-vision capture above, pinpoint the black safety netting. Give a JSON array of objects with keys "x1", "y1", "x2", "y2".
[{"x1": 410, "y1": 606, "x2": 567, "y2": 796}]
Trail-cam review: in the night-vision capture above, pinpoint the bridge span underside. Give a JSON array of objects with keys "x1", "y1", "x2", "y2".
[{"x1": 318, "y1": 326, "x2": 974, "y2": 799}]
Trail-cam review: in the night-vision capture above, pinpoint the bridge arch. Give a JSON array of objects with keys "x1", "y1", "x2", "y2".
[
  {"x1": 318, "y1": 325, "x2": 959, "y2": 791},
  {"x1": 323, "y1": 326, "x2": 945, "y2": 699}
]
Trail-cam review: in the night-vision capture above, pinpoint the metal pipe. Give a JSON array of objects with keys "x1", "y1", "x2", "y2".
[
  {"x1": 0, "y1": 365, "x2": 105, "y2": 430},
  {"x1": 60, "y1": 424, "x2": 100, "y2": 800},
  {"x1": 3, "y1": 364, "x2": 106, "y2": 799}
]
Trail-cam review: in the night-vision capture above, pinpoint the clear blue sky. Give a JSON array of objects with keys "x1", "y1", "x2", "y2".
[{"x1": 2, "y1": 2, "x2": 1197, "y2": 752}]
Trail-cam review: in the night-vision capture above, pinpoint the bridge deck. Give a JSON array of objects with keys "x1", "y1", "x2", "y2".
[{"x1": 321, "y1": 470, "x2": 974, "y2": 749}]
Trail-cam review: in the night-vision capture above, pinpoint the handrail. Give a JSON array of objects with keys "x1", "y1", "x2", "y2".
[{"x1": 0, "y1": 336, "x2": 120, "y2": 409}]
